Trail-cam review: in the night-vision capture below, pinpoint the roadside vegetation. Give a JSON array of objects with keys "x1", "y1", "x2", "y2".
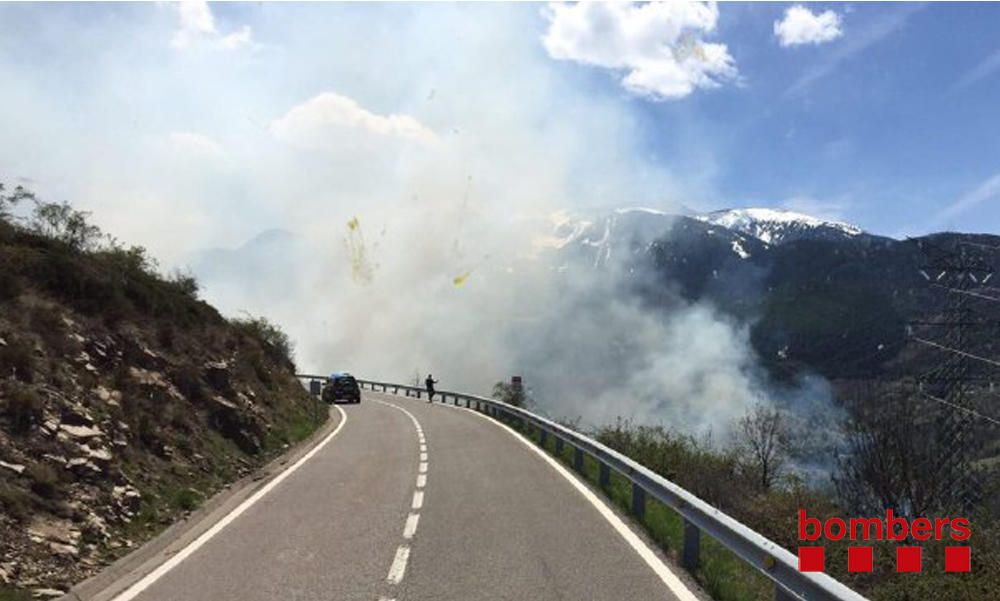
[{"x1": 0, "y1": 182, "x2": 325, "y2": 595}]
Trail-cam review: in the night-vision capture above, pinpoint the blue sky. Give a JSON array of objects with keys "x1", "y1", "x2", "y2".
[{"x1": 1, "y1": 0, "x2": 999, "y2": 257}]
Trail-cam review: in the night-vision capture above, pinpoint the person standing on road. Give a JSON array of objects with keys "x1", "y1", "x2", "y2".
[{"x1": 425, "y1": 374, "x2": 438, "y2": 402}]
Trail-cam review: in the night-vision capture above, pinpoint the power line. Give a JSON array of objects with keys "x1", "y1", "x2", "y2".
[
  {"x1": 931, "y1": 283, "x2": 1000, "y2": 304},
  {"x1": 911, "y1": 336, "x2": 1000, "y2": 369},
  {"x1": 919, "y1": 390, "x2": 1000, "y2": 427}
]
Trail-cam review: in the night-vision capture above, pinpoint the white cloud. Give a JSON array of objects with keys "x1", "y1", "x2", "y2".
[
  {"x1": 220, "y1": 25, "x2": 252, "y2": 50},
  {"x1": 954, "y1": 48, "x2": 1000, "y2": 91},
  {"x1": 784, "y1": 4, "x2": 922, "y2": 96},
  {"x1": 167, "y1": 131, "x2": 225, "y2": 159},
  {"x1": 774, "y1": 6, "x2": 843, "y2": 47},
  {"x1": 172, "y1": 0, "x2": 252, "y2": 50},
  {"x1": 930, "y1": 172, "x2": 1000, "y2": 229},
  {"x1": 541, "y1": 1, "x2": 737, "y2": 100},
  {"x1": 269, "y1": 92, "x2": 438, "y2": 149}
]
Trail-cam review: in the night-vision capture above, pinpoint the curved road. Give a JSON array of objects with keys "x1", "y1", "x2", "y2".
[{"x1": 105, "y1": 391, "x2": 699, "y2": 601}]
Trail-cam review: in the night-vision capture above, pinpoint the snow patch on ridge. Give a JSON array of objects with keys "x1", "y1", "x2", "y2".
[{"x1": 696, "y1": 208, "x2": 862, "y2": 245}]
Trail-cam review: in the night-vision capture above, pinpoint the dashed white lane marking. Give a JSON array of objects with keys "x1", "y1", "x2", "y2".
[
  {"x1": 386, "y1": 545, "x2": 410, "y2": 585},
  {"x1": 442, "y1": 402, "x2": 701, "y2": 601},
  {"x1": 108, "y1": 405, "x2": 349, "y2": 601},
  {"x1": 370, "y1": 397, "x2": 427, "y2": 592},
  {"x1": 403, "y1": 513, "x2": 420, "y2": 539}
]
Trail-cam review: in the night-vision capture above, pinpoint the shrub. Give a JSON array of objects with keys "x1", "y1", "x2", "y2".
[
  {"x1": 26, "y1": 463, "x2": 62, "y2": 499},
  {"x1": 172, "y1": 364, "x2": 208, "y2": 405},
  {"x1": 0, "y1": 270, "x2": 21, "y2": 302},
  {"x1": 28, "y1": 199, "x2": 103, "y2": 251},
  {"x1": 172, "y1": 487, "x2": 202, "y2": 512},
  {"x1": 3, "y1": 385, "x2": 42, "y2": 433},
  {"x1": 230, "y1": 315, "x2": 295, "y2": 369},
  {"x1": 28, "y1": 304, "x2": 71, "y2": 356},
  {"x1": 167, "y1": 269, "x2": 199, "y2": 300},
  {"x1": 0, "y1": 181, "x2": 35, "y2": 223},
  {"x1": 0, "y1": 482, "x2": 31, "y2": 522},
  {"x1": 0, "y1": 338, "x2": 33, "y2": 383},
  {"x1": 492, "y1": 380, "x2": 532, "y2": 408}
]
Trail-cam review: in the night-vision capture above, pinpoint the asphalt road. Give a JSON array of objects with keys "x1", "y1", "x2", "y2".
[{"x1": 111, "y1": 391, "x2": 697, "y2": 601}]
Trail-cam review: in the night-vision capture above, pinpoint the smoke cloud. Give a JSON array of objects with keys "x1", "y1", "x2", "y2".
[{"x1": 0, "y1": 3, "x2": 817, "y2": 437}]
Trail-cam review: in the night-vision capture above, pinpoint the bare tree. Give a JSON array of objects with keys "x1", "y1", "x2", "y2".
[
  {"x1": 0, "y1": 182, "x2": 35, "y2": 222},
  {"x1": 834, "y1": 379, "x2": 979, "y2": 517},
  {"x1": 735, "y1": 402, "x2": 789, "y2": 491}
]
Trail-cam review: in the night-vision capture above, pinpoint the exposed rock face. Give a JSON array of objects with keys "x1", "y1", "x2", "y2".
[
  {"x1": 0, "y1": 303, "x2": 319, "y2": 595},
  {"x1": 59, "y1": 424, "x2": 103, "y2": 440},
  {"x1": 209, "y1": 394, "x2": 265, "y2": 455},
  {"x1": 203, "y1": 360, "x2": 235, "y2": 397},
  {"x1": 0, "y1": 459, "x2": 25, "y2": 474}
]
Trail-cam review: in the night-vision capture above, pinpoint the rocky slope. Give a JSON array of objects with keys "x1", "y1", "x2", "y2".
[{"x1": 0, "y1": 217, "x2": 323, "y2": 598}]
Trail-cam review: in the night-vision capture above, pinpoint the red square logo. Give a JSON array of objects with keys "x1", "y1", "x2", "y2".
[
  {"x1": 848, "y1": 546, "x2": 873, "y2": 573},
  {"x1": 798, "y1": 546, "x2": 825, "y2": 572},
  {"x1": 945, "y1": 547, "x2": 971, "y2": 573},
  {"x1": 896, "y1": 546, "x2": 923, "y2": 573}
]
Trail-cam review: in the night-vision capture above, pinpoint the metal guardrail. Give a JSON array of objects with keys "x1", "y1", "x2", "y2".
[{"x1": 297, "y1": 374, "x2": 868, "y2": 601}]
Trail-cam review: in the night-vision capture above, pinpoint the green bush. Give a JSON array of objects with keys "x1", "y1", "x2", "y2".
[
  {"x1": 231, "y1": 315, "x2": 295, "y2": 369},
  {"x1": 26, "y1": 463, "x2": 63, "y2": 499},
  {"x1": 0, "y1": 270, "x2": 21, "y2": 302},
  {"x1": 492, "y1": 380, "x2": 531, "y2": 407},
  {"x1": 172, "y1": 487, "x2": 202, "y2": 512},
  {"x1": 3, "y1": 385, "x2": 42, "y2": 433},
  {"x1": 0, "y1": 585, "x2": 33, "y2": 601},
  {"x1": 0, "y1": 338, "x2": 33, "y2": 383},
  {"x1": 0, "y1": 482, "x2": 32, "y2": 522}
]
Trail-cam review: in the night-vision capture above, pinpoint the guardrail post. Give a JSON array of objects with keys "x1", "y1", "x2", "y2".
[
  {"x1": 599, "y1": 462, "x2": 610, "y2": 488},
  {"x1": 540, "y1": 429, "x2": 548, "y2": 447},
  {"x1": 573, "y1": 447, "x2": 584, "y2": 472},
  {"x1": 555, "y1": 437, "x2": 564, "y2": 456},
  {"x1": 417, "y1": 390, "x2": 422, "y2": 399},
  {"x1": 631, "y1": 483, "x2": 645, "y2": 519},
  {"x1": 465, "y1": 397, "x2": 470, "y2": 408},
  {"x1": 682, "y1": 519, "x2": 700, "y2": 571}
]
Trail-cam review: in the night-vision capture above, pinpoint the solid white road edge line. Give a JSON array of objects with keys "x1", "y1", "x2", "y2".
[
  {"x1": 453, "y1": 405, "x2": 701, "y2": 601},
  {"x1": 109, "y1": 405, "x2": 349, "y2": 601}
]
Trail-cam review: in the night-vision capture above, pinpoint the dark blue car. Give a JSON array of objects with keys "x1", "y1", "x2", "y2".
[{"x1": 322, "y1": 372, "x2": 361, "y2": 404}]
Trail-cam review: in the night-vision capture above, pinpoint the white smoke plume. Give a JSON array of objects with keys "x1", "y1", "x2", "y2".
[{"x1": 0, "y1": 4, "x2": 811, "y2": 436}]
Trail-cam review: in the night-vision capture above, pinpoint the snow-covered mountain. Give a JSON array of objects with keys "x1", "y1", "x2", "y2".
[
  {"x1": 547, "y1": 206, "x2": 867, "y2": 266},
  {"x1": 694, "y1": 208, "x2": 864, "y2": 246}
]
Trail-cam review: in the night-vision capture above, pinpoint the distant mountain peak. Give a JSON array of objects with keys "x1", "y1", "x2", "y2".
[{"x1": 696, "y1": 207, "x2": 863, "y2": 245}]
